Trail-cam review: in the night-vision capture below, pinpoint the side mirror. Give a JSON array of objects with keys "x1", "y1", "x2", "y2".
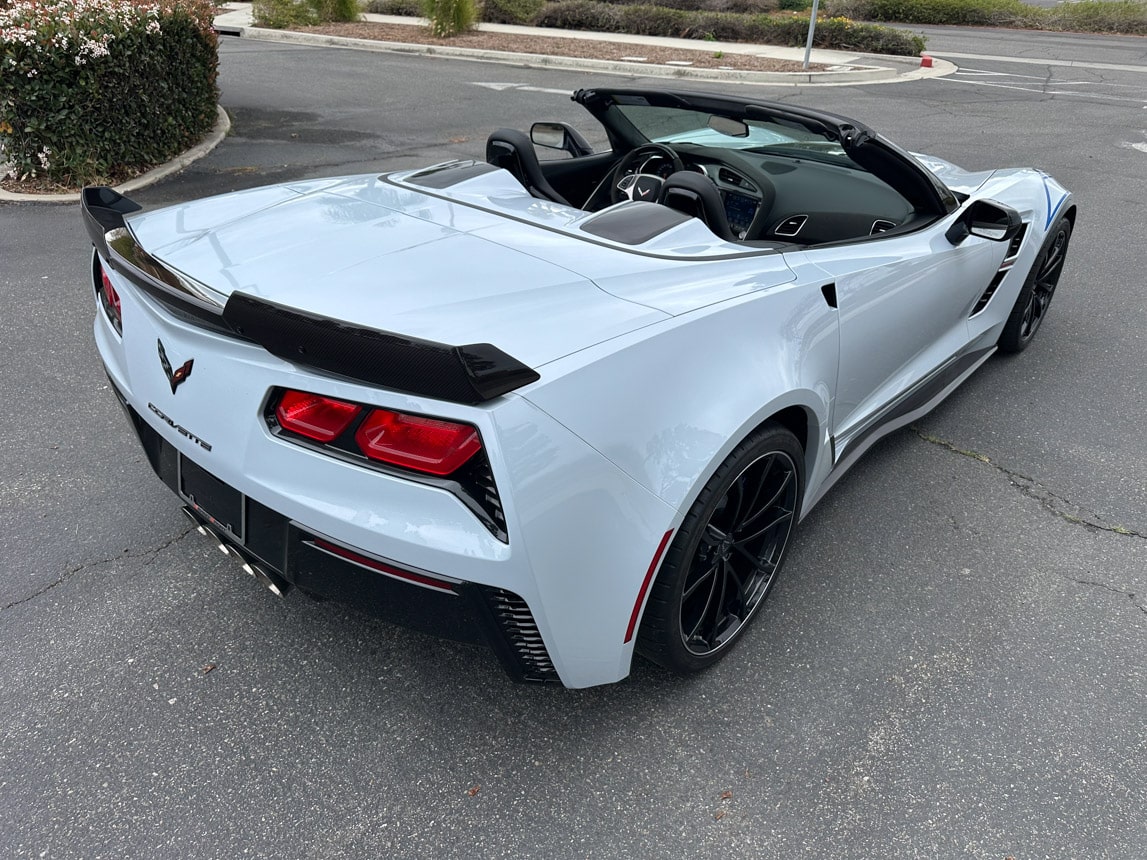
[
  {"x1": 530, "y1": 122, "x2": 594, "y2": 157},
  {"x1": 945, "y1": 198, "x2": 1023, "y2": 245}
]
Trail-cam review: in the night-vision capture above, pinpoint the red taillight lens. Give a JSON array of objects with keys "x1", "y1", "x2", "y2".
[
  {"x1": 98, "y1": 265, "x2": 122, "y2": 334},
  {"x1": 355, "y1": 409, "x2": 481, "y2": 476},
  {"x1": 275, "y1": 390, "x2": 361, "y2": 443}
]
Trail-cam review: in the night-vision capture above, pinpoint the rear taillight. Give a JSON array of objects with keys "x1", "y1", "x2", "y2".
[
  {"x1": 271, "y1": 389, "x2": 483, "y2": 476},
  {"x1": 355, "y1": 409, "x2": 481, "y2": 476},
  {"x1": 96, "y1": 261, "x2": 122, "y2": 334},
  {"x1": 269, "y1": 388, "x2": 503, "y2": 539},
  {"x1": 275, "y1": 391, "x2": 361, "y2": 442}
]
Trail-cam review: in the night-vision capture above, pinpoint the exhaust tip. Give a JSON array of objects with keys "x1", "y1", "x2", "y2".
[
  {"x1": 249, "y1": 563, "x2": 291, "y2": 598},
  {"x1": 182, "y1": 505, "x2": 292, "y2": 597}
]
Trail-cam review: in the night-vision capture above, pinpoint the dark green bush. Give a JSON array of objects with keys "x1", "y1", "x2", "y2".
[
  {"x1": 365, "y1": 0, "x2": 424, "y2": 13},
  {"x1": 595, "y1": 0, "x2": 780, "y2": 12},
  {"x1": 778, "y1": 0, "x2": 813, "y2": 10},
  {"x1": 482, "y1": 0, "x2": 545, "y2": 23},
  {"x1": 534, "y1": 0, "x2": 624, "y2": 29},
  {"x1": 840, "y1": 0, "x2": 1025, "y2": 25},
  {"x1": 0, "y1": 0, "x2": 219, "y2": 186},
  {"x1": 826, "y1": 0, "x2": 1146, "y2": 31}
]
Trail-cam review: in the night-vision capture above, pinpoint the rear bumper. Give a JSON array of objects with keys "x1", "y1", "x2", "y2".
[{"x1": 111, "y1": 383, "x2": 559, "y2": 682}]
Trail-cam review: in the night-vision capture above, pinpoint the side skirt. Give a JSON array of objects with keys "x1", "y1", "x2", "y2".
[{"x1": 803, "y1": 345, "x2": 996, "y2": 514}]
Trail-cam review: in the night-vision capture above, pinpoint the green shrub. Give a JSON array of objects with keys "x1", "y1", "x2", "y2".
[
  {"x1": 595, "y1": 0, "x2": 780, "y2": 12},
  {"x1": 365, "y1": 0, "x2": 424, "y2": 13},
  {"x1": 778, "y1": 0, "x2": 813, "y2": 10},
  {"x1": 424, "y1": 0, "x2": 479, "y2": 33},
  {"x1": 618, "y1": 3, "x2": 688, "y2": 32},
  {"x1": 253, "y1": 0, "x2": 318, "y2": 27},
  {"x1": 1044, "y1": 0, "x2": 1147, "y2": 34},
  {"x1": 482, "y1": 0, "x2": 545, "y2": 23},
  {"x1": 825, "y1": 0, "x2": 1146, "y2": 32},
  {"x1": 0, "y1": 0, "x2": 219, "y2": 186},
  {"x1": 253, "y1": 0, "x2": 362, "y2": 27},
  {"x1": 840, "y1": 0, "x2": 1025, "y2": 25},
  {"x1": 315, "y1": 0, "x2": 363, "y2": 19},
  {"x1": 534, "y1": 0, "x2": 624, "y2": 29}
]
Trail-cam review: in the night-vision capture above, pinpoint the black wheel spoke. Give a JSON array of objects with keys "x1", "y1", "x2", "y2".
[
  {"x1": 735, "y1": 508, "x2": 794, "y2": 546},
  {"x1": 738, "y1": 454, "x2": 773, "y2": 527},
  {"x1": 687, "y1": 567, "x2": 720, "y2": 644},
  {"x1": 724, "y1": 558, "x2": 747, "y2": 607},
  {"x1": 683, "y1": 560, "x2": 719, "y2": 601},
  {"x1": 734, "y1": 468, "x2": 793, "y2": 538}
]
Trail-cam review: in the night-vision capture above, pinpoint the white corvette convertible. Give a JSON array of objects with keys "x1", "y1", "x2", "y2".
[{"x1": 82, "y1": 88, "x2": 1074, "y2": 687}]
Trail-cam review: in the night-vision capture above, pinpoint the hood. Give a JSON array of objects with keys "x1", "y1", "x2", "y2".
[
  {"x1": 125, "y1": 175, "x2": 669, "y2": 369},
  {"x1": 911, "y1": 152, "x2": 996, "y2": 196}
]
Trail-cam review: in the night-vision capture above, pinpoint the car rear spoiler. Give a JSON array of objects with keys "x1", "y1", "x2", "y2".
[{"x1": 80, "y1": 187, "x2": 540, "y2": 404}]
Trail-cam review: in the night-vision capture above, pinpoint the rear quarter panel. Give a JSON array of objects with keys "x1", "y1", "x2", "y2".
[{"x1": 521, "y1": 256, "x2": 840, "y2": 520}]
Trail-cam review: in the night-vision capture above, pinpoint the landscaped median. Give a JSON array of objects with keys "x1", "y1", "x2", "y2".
[
  {"x1": 256, "y1": 0, "x2": 1147, "y2": 57},
  {"x1": 0, "y1": 0, "x2": 221, "y2": 192},
  {"x1": 338, "y1": 0, "x2": 928, "y2": 54}
]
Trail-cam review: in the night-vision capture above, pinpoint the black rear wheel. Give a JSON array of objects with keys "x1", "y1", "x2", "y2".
[
  {"x1": 637, "y1": 423, "x2": 803, "y2": 674},
  {"x1": 999, "y1": 215, "x2": 1072, "y2": 353}
]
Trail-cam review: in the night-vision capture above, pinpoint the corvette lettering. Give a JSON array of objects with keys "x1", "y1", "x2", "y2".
[{"x1": 148, "y1": 402, "x2": 213, "y2": 452}]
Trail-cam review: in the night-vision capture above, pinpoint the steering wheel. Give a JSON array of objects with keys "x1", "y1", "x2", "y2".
[{"x1": 608, "y1": 143, "x2": 685, "y2": 205}]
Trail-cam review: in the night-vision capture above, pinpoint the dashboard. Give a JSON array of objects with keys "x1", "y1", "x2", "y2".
[{"x1": 634, "y1": 147, "x2": 915, "y2": 244}]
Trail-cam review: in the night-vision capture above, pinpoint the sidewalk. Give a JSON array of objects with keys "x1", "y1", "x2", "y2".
[{"x1": 215, "y1": 3, "x2": 953, "y2": 86}]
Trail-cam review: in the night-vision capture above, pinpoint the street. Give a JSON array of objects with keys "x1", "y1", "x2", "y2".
[{"x1": 1, "y1": 27, "x2": 1144, "y2": 859}]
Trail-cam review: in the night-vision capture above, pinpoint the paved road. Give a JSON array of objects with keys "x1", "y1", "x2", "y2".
[{"x1": 1, "y1": 30, "x2": 1145, "y2": 859}]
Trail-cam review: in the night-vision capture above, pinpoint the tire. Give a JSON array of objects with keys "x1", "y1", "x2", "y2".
[
  {"x1": 636, "y1": 423, "x2": 804, "y2": 674},
  {"x1": 998, "y1": 215, "x2": 1072, "y2": 353}
]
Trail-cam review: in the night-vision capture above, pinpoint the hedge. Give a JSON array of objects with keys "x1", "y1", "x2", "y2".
[
  {"x1": 0, "y1": 0, "x2": 218, "y2": 186},
  {"x1": 253, "y1": 0, "x2": 361, "y2": 28},
  {"x1": 534, "y1": 2, "x2": 926, "y2": 53},
  {"x1": 824, "y1": 0, "x2": 1147, "y2": 32}
]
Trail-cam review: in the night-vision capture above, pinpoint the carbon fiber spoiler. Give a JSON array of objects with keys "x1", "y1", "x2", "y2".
[{"x1": 81, "y1": 187, "x2": 540, "y2": 404}]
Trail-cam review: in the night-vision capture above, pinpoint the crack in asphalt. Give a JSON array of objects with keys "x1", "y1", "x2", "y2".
[
  {"x1": 911, "y1": 427, "x2": 1145, "y2": 539},
  {"x1": 1, "y1": 526, "x2": 197, "y2": 613},
  {"x1": 1071, "y1": 578, "x2": 1147, "y2": 616},
  {"x1": 912, "y1": 428, "x2": 1146, "y2": 615}
]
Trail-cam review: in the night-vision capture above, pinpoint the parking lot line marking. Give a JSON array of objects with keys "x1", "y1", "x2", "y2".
[{"x1": 937, "y1": 77, "x2": 1147, "y2": 104}]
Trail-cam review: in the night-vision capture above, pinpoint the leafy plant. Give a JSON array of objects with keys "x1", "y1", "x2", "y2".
[
  {"x1": 365, "y1": 0, "x2": 423, "y2": 12},
  {"x1": 482, "y1": 0, "x2": 545, "y2": 24},
  {"x1": 0, "y1": 0, "x2": 219, "y2": 186},
  {"x1": 423, "y1": 0, "x2": 479, "y2": 34},
  {"x1": 253, "y1": 0, "x2": 362, "y2": 27}
]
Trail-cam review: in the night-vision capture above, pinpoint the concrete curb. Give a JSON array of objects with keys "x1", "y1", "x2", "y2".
[{"x1": 0, "y1": 105, "x2": 231, "y2": 205}]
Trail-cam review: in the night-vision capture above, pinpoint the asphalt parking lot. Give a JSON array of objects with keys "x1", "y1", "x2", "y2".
[{"x1": 1, "y1": 30, "x2": 1145, "y2": 859}]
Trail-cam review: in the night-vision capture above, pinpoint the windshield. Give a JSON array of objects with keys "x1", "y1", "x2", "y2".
[{"x1": 612, "y1": 101, "x2": 854, "y2": 167}]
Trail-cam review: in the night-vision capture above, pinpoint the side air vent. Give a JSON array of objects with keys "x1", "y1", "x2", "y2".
[
  {"x1": 970, "y1": 221, "x2": 1029, "y2": 318},
  {"x1": 485, "y1": 589, "x2": 558, "y2": 682},
  {"x1": 774, "y1": 215, "x2": 808, "y2": 237},
  {"x1": 718, "y1": 168, "x2": 755, "y2": 192},
  {"x1": 870, "y1": 219, "x2": 896, "y2": 235},
  {"x1": 1005, "y1": 223, "x2": 1028, "y2": 263},
  {"x1": 970, "y1": 270, "x2": 1008, "y2": 317}
]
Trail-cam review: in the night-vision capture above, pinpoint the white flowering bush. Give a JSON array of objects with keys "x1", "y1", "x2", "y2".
[{"x1": 0, "y1": 0, "x2": 218, "y2": 186}]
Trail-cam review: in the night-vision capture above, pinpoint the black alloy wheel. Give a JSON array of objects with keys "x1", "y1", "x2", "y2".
[
  {"x1": 999, "y1": 216, "x2": 1072, "y2": 353},
  {"x1": 637, "y1": 423, "x2": 804, "y2": 673}
]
